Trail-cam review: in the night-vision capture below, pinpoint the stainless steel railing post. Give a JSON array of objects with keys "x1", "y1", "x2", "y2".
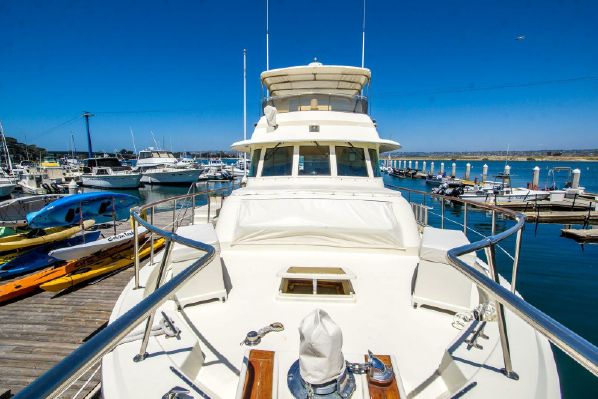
[
  {"x1": 510, "y1": 226, "x2": 524, "y2": 293},
  {"x1": 149, "y1": 206, "x2": 155, "y2": 267},
  {"x1": 486, "y1": 244, "x2": 519, "y2": 380},
  {"x1": 172, "y1": 199, "x2": 177, "y2": 231},
  {"x1": 207, "y1": 192, "x2": 212, "y2": 224},
  {"x1": 191, "y1": 184, "x2": 196, "y2": 225},
  {"x1": 134, "y1": 238, "x2": 173, "y2": 362},
  {"x1": 441, "y1": 200, "x2": 445, "y2": 229},
  {"x1": 463, "y1": 203, "x2": 468, "y2": 234},
  {"x1": 491, "y1": 209, "x2": 496, "y2": 236},
  {"x1": 133, "y1": 210, "x2": 140, "y2": 290}
]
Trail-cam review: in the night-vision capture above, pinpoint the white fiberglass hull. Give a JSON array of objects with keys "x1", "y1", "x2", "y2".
[
  {"x1": 461, "y1": 190, "x2": 550, "y2": 203},
  {"x1": 140, "y1": 169, "x2": 203, "y2": 185},
  {"x1": 81, "y1": 174, "x2": 142, "y2": 189},
  {"x1": 0, "y1": 184, "x2": 15, "y2": 197}
]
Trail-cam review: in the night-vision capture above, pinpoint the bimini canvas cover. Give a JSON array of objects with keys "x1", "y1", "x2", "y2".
[{"x1": 231, "y1": 198, "x2": 404, "y2": 249}]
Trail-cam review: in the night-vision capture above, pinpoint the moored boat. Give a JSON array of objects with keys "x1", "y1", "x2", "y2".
[{"x1": 81, "y1": 157, "x2": 142, "y2": 189}]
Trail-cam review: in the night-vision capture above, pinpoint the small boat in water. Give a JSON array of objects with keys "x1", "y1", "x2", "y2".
[
  {"x1": 459, "y1": 174, "x2": 550, "y2": 203},
  {"x1": 140, "y1": 167, "x2": 203, "y2": 185},
  {"x1": 81, "y1": 157, "x2": 142, "y2": 189}
]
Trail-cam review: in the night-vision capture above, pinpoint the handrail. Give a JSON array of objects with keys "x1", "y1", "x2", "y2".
[
  {"x1": 12, "y1": 187, "x2": 231, "y2": 399},
  {"x1": 12, "y1": 182, "x2": 597, "y2": 398},
  {"x1": 387, "y1": 184, "x2": 598, "y2": 377}
]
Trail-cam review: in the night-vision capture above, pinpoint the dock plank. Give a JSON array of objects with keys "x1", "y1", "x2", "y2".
[{"x1": 0, "y1": 210, "x2": 184, "y2": 397}]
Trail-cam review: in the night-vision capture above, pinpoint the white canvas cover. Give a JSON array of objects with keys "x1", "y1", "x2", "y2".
[
  {"x1": 299, "y1": 309, "x2": 346, "y2": 385},
  {"x1": 231, "y1": 198, "x2": 404, "y2": 249}
]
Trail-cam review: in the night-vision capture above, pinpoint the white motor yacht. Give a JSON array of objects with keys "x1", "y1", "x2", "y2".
[
  {"x1": 17, "y1": 62, "x2": 597, "y2": 399},
  {"x1": 81, "y1": 157, "x2": 142, "y2": 189},
  {"x1": 141, "y1": 166, "x2": 203, "y2": 186},
  {"x1": 98, "y1": 62, "x2": 570, "y2": 399},
  {"x1": 460, "y1": 175, "x2": 550, "y2": 203},
  {"x1": 137, "y1": 149, "x2": 203, "y2": 185}
]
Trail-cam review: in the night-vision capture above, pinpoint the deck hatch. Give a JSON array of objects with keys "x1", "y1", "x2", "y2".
[{"x1": 278, "y1": 267, "x2": 355, "y2": 299}]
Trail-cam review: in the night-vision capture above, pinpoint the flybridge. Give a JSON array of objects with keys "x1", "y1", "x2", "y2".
[{"x1": 261, "y1": 62, "x2": 371, "y2": 115}]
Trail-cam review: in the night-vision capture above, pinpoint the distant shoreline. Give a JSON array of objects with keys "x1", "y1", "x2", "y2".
[{"x1": 385, "y1": 156, "x2": 598, "y2": 162}]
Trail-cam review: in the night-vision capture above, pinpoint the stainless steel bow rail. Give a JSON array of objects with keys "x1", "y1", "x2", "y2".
[
  {"x1": 387, "y1": 184, "x2": 598, "y2": 379},
  {"x1": 11, "y1": 182, "x2": 598, "y2": 398},
  {"x1": 13, "y1": 183, "x2": 235, "y2": 399}
]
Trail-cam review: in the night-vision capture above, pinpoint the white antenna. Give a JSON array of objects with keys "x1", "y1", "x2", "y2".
[
  {"x1": 266, "y1": 0, "x2": 270, "y2": 70},
  {"x1": 130, "y1": 127, "x2": 137, "y2": 154},
  {"x1": 361, "y1": 0, "x2": 366, "y2": 68},
  {"x1": 243, "y1": 48, "x2": 248, "y2": 177}
]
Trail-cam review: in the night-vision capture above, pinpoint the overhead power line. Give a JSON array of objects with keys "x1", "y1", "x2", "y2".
[{"x1": 378, "y1": 75, "x2": 598, "y2": 98}]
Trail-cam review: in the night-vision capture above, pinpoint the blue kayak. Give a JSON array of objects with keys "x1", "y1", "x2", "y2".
[
  {"x1": 0, "y1": 230, "x2": 101, "y2": 280},
  {"x1": 26, "y1": 192, "x2": 140, "y2": 228}
]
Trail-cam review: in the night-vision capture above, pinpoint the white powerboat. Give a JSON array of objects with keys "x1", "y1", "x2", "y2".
[
  {"x1": 92, "y1": 62, "x2": 574, "y2": 399},
  {"x1": 136, "y1": 148, "x2": 178, "y2": 168},
  {"x1": 18, "y1": 61, "x2": 598, "y2": 399},
  {"x1": 460, "y1": 175, "x2": 550, "y2": 203},
  {"x1": 81, "y1": 157, "x2": 142, "y2": 189},
  {"x1": 140, "y1": 166, "x2": 203, "y2": 185}
]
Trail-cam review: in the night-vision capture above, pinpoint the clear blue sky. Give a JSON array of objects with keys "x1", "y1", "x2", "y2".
[{"x1": 1, "y1": 0, "x2": 597, "y2": 153}]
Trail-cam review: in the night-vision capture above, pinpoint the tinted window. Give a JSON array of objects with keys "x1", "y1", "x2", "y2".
[
  {"x1": 299, "y1": 146, "x2": 330, "y2": 176},
  {"x1": 262, "y1": 146, "x2": 293, "y2": 176},
  {"x1": 249, "y1": 149, "x2": 261, "y2": 177},
  {"x1": 368, "y1": 148, "x2": 381, "y2": 177},
  {"x1": 335, "y1": 146, "x2": 368, "y2": 177}
]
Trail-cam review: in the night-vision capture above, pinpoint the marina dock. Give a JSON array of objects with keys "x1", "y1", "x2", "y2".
[
  {"x1": 561, "y1": 227, "x2": 598, "y2": 243},
  {"x1": 0, "y1": 210, "x2": 180, "y2": 398}
]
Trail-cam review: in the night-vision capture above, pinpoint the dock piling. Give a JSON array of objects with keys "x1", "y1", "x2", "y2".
[
  {"x1": 532, "y1": 166, "x2": 540, "y2": 189},
  {"x1": 451, "y1": 162, "x2": 456, "y2": 178},
  {"x1": 430, "y1": 162, "x2": 435, "y2": 175},
  {"x1": 440, "y1": 162, "x2": 445, "y2": 175},
  {"x1": 572, "y1": 169, "x2": 581, "y2": 189},
  {"x1": 482, "y1": 164, "x2": 488, "y2": 182},
  {"x1": 465, "y1": 163, "x2": 471, "y2": 180}
]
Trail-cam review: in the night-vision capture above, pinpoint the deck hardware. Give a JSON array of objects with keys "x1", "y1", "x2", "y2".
[
  {"x1": 346, "y1": 351, "x2": 394, "y2": 385},
  {"x1": 466, "y1": 321, "x2": 489, "y2": 350},
  {"x1": 288, "y1": 359, "x2": 355, "y2": 398},
  {"x1": 162, "y1": 387, "x2": 191, "y2": 399},
  {"x1": 240, "y1": 322, "x2": 284, "y2": 346},
  {"x1": 161, "y1": 311, "x2": 181, "y2": 339}
]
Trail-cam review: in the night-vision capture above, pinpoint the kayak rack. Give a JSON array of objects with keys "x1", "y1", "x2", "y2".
[
  {"x1": 12, "y1": 181, "x2": 598, "y2": 398},
  {"x1": 12, "y1": 181, "x2": 238, "y2": 399}
]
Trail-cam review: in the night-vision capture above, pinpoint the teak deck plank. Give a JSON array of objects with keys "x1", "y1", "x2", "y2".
[{"x1": 243, "y1": 349, "x2": 275, "y2": 399}]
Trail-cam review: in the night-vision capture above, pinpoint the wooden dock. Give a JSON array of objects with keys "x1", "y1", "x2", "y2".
[
  {"x1": 523, "y1": 210, "x2": 598, "y2": 224},
  {"x1": 561, "y1": 228, "x2": 598, "y2": 243},
  {"x1": 0, "y1": 209, "x2": 185, "y2": 397}
]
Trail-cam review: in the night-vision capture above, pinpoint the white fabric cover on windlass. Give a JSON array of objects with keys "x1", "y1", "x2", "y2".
[
  {"x1": 420, "y1": 226, "x2": 476, "y2": 265},
  {"x1": 299, "y1": 309, "x2": 346, "y2": 385},
  {"x1": 232, "y1": 198, "x2": 404, "y2": 249}
]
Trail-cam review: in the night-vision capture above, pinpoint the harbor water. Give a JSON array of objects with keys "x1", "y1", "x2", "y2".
[{"x1": 78, "y1": 160, "x2": 597, "y2": 397}]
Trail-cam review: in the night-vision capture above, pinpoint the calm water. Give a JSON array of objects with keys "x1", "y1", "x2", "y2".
[{"x1": 84, "y1": 160, "x2": 597, "y2": 397}]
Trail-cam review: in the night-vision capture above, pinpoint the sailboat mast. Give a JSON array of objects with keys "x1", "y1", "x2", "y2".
[{"x1": 0, "y1": 122, "x2": 13, "y2": 173}]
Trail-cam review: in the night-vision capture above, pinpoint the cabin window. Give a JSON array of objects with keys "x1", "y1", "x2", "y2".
[
  {"x1": 139, "y1": 152, "x2": 150, "y2": 159},
  {"x1": 279, "y1": 267, "x2": 355, "y2": 298},
  {"x1": 299, "y1": 146, "x2": 330, "y2": 176},
  {"x1": 335, "y1": 146, "x2": 368, "y2": 177},
  {"x1": 261, "y1": 146, "x2": 293, "y2": 176},
  {"x1": 368, "y1": 148, "x2": 381, "y2": 177},
  {"x1": 249, "y1": 149, "x2": 261, "y2": 177}
]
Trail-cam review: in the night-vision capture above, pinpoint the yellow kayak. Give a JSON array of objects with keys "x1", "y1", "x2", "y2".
[
  {"x1": 0, "y1": 220, "x2": 95, "y2": 253},
  {"x1": 40, "y1": 238, "x2": 165, "y2": 292}
]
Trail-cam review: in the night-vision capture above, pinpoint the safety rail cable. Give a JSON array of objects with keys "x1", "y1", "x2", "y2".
[
  {"x1": 388, "y1": 184, "x2": 598, "y2": 376},
  {"x1": 13, "y1": 201, "x2": 216, "y2": 399},
  {"x1": 426, "y1": 208, "x2": 515, "y2": 261}
]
